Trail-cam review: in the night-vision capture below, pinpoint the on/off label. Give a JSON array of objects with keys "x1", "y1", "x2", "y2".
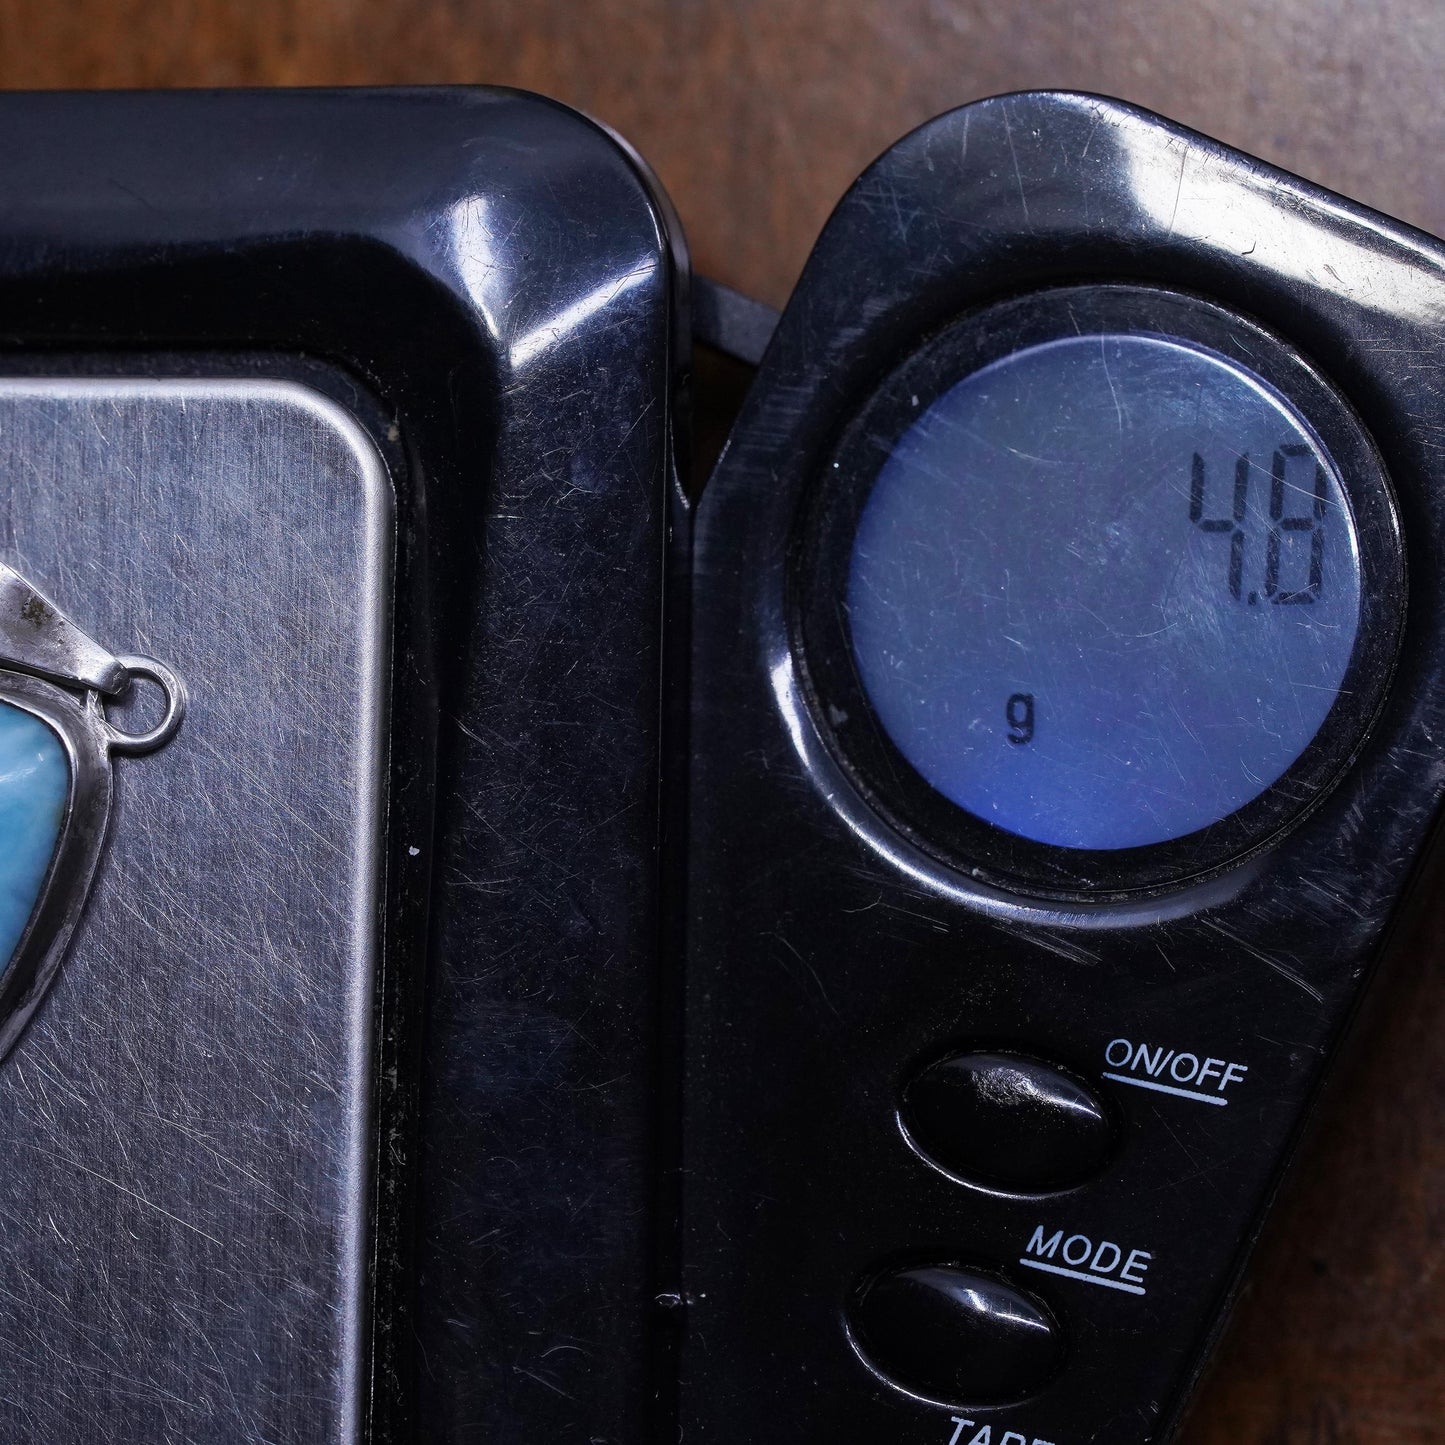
[{"x1": 1102, "y1": 1036, "x2": 1248, "y2": 1106}]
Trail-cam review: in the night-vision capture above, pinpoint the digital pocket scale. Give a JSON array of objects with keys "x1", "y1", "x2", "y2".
[{"x1": 0, "y1": 83, "x2": 1430, "y2": 1444}]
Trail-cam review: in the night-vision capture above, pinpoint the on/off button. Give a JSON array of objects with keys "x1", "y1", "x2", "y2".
[{"x1": 901, "y1": 1051, "x2": 1116, "y2": 1191}]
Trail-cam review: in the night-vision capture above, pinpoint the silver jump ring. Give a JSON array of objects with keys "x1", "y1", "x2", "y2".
[{"x1": 90, "y1": 654, "x2": 188, "y2": 755}]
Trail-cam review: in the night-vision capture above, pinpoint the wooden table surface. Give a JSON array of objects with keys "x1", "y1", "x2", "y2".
[{"x1": 3, "y1": 2, "x2": 1442, "y2": 1439}]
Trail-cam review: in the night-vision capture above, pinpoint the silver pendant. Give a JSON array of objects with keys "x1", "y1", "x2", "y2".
[{"x1": 0, "y1": 562, "x2": 184, "y2": 1062}]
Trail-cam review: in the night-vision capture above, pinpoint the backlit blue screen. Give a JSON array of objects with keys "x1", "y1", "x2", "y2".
[{"x1": 846, "y1": 334, "x2": 1362, "y2": 850}]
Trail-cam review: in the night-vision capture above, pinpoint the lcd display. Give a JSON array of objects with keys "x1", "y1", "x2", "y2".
[{"x1": 846, "y1": 333, "x2": 1363, "y2": 851}]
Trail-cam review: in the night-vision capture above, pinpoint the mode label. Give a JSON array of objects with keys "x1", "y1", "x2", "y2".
[
  {"x1": 1102, "y1": 1036, "x2": 1248, "y2": 1106},
  {"x1": 1018, "y1": 1224, "x2": 1153, "y2": 1297}
]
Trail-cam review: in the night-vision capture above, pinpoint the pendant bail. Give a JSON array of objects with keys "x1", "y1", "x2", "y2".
[{"x1": 0, "y1": 562, "x2": 128, "y2": 695}]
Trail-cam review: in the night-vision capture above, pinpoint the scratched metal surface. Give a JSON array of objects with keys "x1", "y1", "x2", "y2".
[{"x1": 0, "y1": 380, "x2": 390, "y2": 1443}]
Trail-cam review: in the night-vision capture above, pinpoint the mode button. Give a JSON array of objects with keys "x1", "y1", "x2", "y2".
[{"x1": 849, "y1": 1263, "x2": 1062, "y2": 1404}]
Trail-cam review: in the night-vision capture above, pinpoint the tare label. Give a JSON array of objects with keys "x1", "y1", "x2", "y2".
[
  {"x1": 946, "y1": 1420, "x2": 1056, "y2": 1445},
  {"x1": 1017, "y1": 1224, "x2": 1153, "y2": 1297},
  {"x1": 1102, "y1": 1035, "x2": 1249, "y2": 1106}
]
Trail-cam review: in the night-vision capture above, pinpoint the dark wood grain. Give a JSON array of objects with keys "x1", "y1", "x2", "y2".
[{"x1": 1, "y1": 2, "x2": 1441, "y2": 1438}]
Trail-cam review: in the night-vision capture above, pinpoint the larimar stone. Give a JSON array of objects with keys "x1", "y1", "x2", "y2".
[{"x1": 0, "y1": 701, "x2": 68, "y2": 976}]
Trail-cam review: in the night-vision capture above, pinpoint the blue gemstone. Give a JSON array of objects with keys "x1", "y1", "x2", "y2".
[{"x1": 0, "y1": 701, "x2": 69, "y2": 976}]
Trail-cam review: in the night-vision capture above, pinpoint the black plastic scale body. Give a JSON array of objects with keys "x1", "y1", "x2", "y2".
[
  {"x1": 0, "y1": 89, "x2": 684, "y2": 1444},
  {"x1": 681, "y1": 92, "x2": 1445, "y2": 1442}
]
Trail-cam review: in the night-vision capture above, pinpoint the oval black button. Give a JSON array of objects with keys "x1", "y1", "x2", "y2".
[
  {"x1": 849, "y1": 1263, "x2": 1062, "y2": 1404},
  {"x1": 902, "y1": 1051, "x2": 1114, "y2": 1191}
]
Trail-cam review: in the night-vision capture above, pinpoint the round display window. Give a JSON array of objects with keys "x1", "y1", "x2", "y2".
[{"x1": 796, "y1": 287, "x2": 1402, "y2": 895}]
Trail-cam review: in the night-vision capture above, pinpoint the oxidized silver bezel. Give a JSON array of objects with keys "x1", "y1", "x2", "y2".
[{"x1": 0, "y1": 669, "x2": 114, "y2": 1063}]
